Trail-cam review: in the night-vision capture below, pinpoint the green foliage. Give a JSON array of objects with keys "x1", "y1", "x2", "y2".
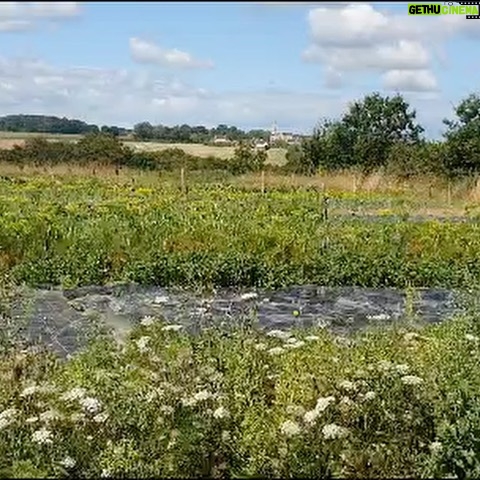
[
  {"x1": 229, "y1": 143, "x2": 267, "y2": 174},
  {"x1": 0, "y1": 313, "x2": 479, "y2": 477},
  {"x1": 0, "y1": 114, "x2": 101, "y2": 135},
  {"x1": 442, "y1": 94, "x2": 480, "y2": 178},
  {"x1": 1, "y1": 178, "x2": 480, "y2": 290},
  {"x1": 288, "y1": 92, "x2": 428, "y2": 176},
  {"x1": 74, "y1": 133, "x2": 132, "y2": 166},
  {"x1": 133, "y1": 122, "x2": 271, "y2": 144}
]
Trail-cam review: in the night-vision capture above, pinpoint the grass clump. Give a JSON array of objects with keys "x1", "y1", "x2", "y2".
[{"x1": 0, "y1": 315, "x2": 479, "y2": 478}]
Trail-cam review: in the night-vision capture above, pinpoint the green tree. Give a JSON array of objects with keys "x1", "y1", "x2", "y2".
[
  {"x1": 74, "y1": 132, "x2": 131, "y2": 166},
  {"x1": 297, "y1": 92, "x2": 424, "y2": 175},
  {"x1": 133, "y1": 122, "x2": 155, "y2": 141},
  {"x1": 229, "y1": 142, "x2": 267, "y2": 174},
  {"x1": 443, "y1": 93, "x2": 480, "y2": 177},
  {"x1": 343, "y1": 92, "x2": 424, "y2": 172}
]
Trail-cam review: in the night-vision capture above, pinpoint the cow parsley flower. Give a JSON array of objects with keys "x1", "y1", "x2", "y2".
[
  {"x1": 322, "y1": 423, "x2": 349, "y2": 440},
  {"x1": 213, "y1": 406, "x2": 229, "y2": 419},
  {"x1": 162, "y1": 324, "x2": 183, "y2": 332},
  {"x1": 61, "y1": 387, "x2": 87, "y2": 402},
  {"x1": 280, "y1": 420, "x2": 301, "y2": 437},
  {"x1": 140, "y1": 316, "x2": 156, "y2": 327},
  {"x1": 32, "y1": 427, "x2": 53, "y2": 445},
  {"x1": 80, "y1": 396, "x2": 102, "y2": 414},
  {"x1": 401, "y1": 375, "x2": 423, "y2": 386}
]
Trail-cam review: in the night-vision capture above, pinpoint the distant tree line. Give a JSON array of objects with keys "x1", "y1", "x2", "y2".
[
  {"x1": 0, "y1": 114, "x2": 272, "y2": 144},
  {"x1": 0, "y1": 115, "x2": 130, "y2": 136},
  {"x1": 285, "y1": 92, "x2": 480, "y2": 179},
  {"x1": 132, "y1": 122, "x2": 271, "y2": 143}
]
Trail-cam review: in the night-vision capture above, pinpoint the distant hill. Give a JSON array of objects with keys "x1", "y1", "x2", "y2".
[{"x1": 0, "y1": 114, "x2": 130, "y2": 136}]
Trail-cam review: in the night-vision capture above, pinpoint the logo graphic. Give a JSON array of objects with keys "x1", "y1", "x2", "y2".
[{"x1": 408, "y1": 2, "x2": 480, "y2": 18}]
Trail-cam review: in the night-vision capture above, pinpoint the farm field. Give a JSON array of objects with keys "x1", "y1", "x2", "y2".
[
  {"x1": 125, "y1": 141, "x2": 288, "y2": 165},
  {"x1": 0, "y1": 132, "x2": 288, "y2": 165},
  {"x1": 1, "y1": 168, "x2": 480, "y2": 478}
]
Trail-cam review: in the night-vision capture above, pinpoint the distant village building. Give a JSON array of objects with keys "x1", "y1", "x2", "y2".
[
  {"x1": 213, "y1": 135, "x2": 233, "y2": 146},
  {"x1": 269, "y1": 121, "x2": 303, "y2": 145},
  {"x1": 253, "y1": 139, "x2": 270, "y2": 150}
]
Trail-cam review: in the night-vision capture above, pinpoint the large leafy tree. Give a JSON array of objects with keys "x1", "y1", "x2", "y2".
[
  {"x1": 293, "y1": 92, "x2": 425, "y2": 175},
  {"x1": 443, "y1": 94, "x2": 480, "y2": 177}
]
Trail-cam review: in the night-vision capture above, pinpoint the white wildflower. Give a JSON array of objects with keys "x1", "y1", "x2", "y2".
[
  {"x1": 286, "y1": 337, "x2": 298, "y2": 344},
  {"x1": 285, "y1": 340, "x2": 305, "y2": 349},
  {"x1": 71, "y1": 413, "x2": 86, "y2": 423},
  {"x1": 378, "y1": 360, "x2": 393, "y2": 372},
  {"x1": 26, "y1": 416, "x2": 39, "y2": 424},
  {"x1": 20, "y1": 385, "x2": 39, "y2": 398},
  {"x1": 304, "y1": 409, "x2": 320, "y2": 425},
  {"x1": 61, "y1": 387, "x2": 87, "y2": 402},
  {"x1": 340, "y1": 396, "x2": 354, "y2": 407},
  {"x1": 39, "y1": 410, "x2": 61, "y2": 423},
  {"x1": 404, "y1": 332, "x2": 420, "y2": 342},
  {"x1": 32, "y1": 427, "x2": 53, "y2": 445},
  {"x1": 162, "y1": 324, "x2": 183, "y2": 332},
  {"x1": 140, "y1": 315, "x2": 156, "y2": 327},
  {"x1": 255, "y1": 343, "x2": 267, "y2": 351},
  {"x1": 193, "y1": 390, "x2": 212, "y2": 402},
  {"x1": 159, "y1": 405, "x2": 174, "y2": 415},
  {"x1": 305, "y1": 335, "x2": 320, "y2": 342},
  {"x1": 60, "y1": 456, "x2": 76, "y2": 469},
  {"x1": 338, "y1": 380, "x2": 355, "y2": 392},
  {"x1": 213, "y1": 406, "x2": 229, "y2": 419},
  {"x1": 80, "y1": 396, "x2": 102, "y2": 414},
  {"x1": 280, "y1": 420, "x2": 301, "y2": 437},
  {"x1": 465, "y1": 334, "x2": 479, "y2": 342},
  {"x1": 0, "y1": 408, "x2": 17, "y2": 421},
  {"x1": 429, "y1": 441, "x2": 443, "y2": 454},
  {"x1": 153, "y1": 295, "x2": 169, "y2": 304},
  {"x1": 364, "y1": 391, "x2": 376, "y2": 401},
  {"x1": 395, "y1": 364, "x2": 410, "y2": 375},
  {"x1": 322, "y1": 423, "x2": 349, "y2": 440},
  {"x1": 181, "y1": 397, "x2": 197, "y2": 407},
  {"x1": 240, "y1": 292, "x2": 258, "y2": 300},
  {"x1": 267, "y1": 330, "x2": 291, "y2": 340},
  {"x1": 221, "y1": 430, "x2": 231, "y2": 442},
  {"x1": 315, "y1": 396, "x2": 336, "y2": 413},
  {"x1": 135, "y1": 336, "x2": 150, "y2": 353},
  {"x1": 93, "y1": 412, "x2": 109, "y2": 423},
  {"x1": 286, "y1": 405, "x2": 306, "y2": 417},
  {"x1": 101, "y1": 469, "x2": 112, "y2": 478},
  {"x1": 268, "y1": 347, "x2": 285, "y2": 355},
  {"x1": 401, "y1": 375, "x2": 423, "y2": 386},
  {"x1": 0, "y1": 417, "x2": 11, "y2": 430},
  {"x1": 367, "y1": 313, "x2": 390, "y2": 321}
]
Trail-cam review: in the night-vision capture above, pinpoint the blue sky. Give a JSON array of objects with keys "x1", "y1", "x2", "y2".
[{"x1": 1, "y1": 2, "x2": 479, "y2": 137}]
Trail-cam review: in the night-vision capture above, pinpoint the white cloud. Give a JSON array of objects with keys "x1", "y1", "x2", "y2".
[
  {"x1": 129, "y1": 37, "x2": 214, "y2": 70},
  {"x1": 0, "y1": 2, "x2": 80, "y2": 31},
  {"x1": 0, "y1": 55, "x2": 345, "y2": 131},
  {"x1": 303, "y1": 3, "x2": 440, "y2": 92},
  {"x1": 29, "y1": 2, "x2": 81, "y2": 18},
  {"x1": 382, "y1": 69, "x2": 438, "y2": 93}
]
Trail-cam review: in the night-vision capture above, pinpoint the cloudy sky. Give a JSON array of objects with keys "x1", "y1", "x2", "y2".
[{"x1": 1, "y1": 1, "x2": 479, "y2": 137}]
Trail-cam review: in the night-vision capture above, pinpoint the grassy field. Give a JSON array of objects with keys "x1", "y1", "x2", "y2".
[
  {"x1": 0, "y1": 132, "x2": 288, "y2": 165},
  {"x1": 1, "y1": 165, "x2": 480, "y2": 477},
  {"x1": 126, "y1": 141, "x2": 287, "y2": 165}
]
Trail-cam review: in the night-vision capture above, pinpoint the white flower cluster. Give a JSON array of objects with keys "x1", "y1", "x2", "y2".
[
  {"x1": 32, "y1": 427, "x2": 53, "y2": 445},
  {"x1": 303, "y1": 396, "x2": 336, "y2": 425},
  {"x1": 0, "y1": 408, "x2": 17, "y2": 430}
]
